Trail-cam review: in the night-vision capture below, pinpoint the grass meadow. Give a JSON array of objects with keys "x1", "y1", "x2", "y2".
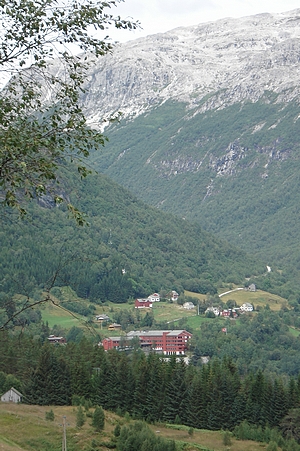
[{"x1": 0, "y1": 402, "x2": 271, "y2": 451}]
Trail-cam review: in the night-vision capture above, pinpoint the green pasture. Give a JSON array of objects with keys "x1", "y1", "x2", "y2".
[
  {"x1": 184, "y1": 291, "x2": 207, "y2": 301},
  {"x1": 41, "y1": 302, "x2": 87, "y2": 329},
  {"x1": 183, "y1": 315, "x2": 213, "y2": 330},
  {"x1": 152, "y1": 301, "x2": 196, "y2": 323},
  {"x1": 218, "y1": 289, "x2": 287, "y2": 311}
]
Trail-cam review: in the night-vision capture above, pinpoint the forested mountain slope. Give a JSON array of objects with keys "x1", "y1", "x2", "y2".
[
  {"x1": 0, "y1": 168, "x2": 263, "y2": 305},
  {"x1": 91, "y1": 98, "x2": 300, "y2": 291},
  {"x1": 65, "y1": 8, "x2": 300, "y2": 294}
]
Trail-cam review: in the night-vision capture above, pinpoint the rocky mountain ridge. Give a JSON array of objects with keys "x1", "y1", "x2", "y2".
[
  {"x1": 81, "y1": 8, "x2": 300, "y2": 127},
  {"x1": 82, "y1": 9, "x2": 300, "y2": 283}
]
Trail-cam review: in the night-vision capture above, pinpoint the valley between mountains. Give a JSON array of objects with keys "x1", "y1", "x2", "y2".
[
  {"x1": 74, "y1": 8, "x2": 300, "y2": 295},
  {"x1": 3, "y1": 6, "x2": 300, "y2": 451}
]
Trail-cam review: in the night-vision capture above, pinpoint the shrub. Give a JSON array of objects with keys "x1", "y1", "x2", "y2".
[
  {"x1": 45, "y1": 409, "x2": 54, "y2": 421},
  {"x1": 174, "y1": 414, "x2": 181, "y2": 425},
  {"x1": 188, "y1": 427, "x2": 194, "y2": 437},
  {"x1": 266, "y1": 441, "x2": 278, "y2": 451},
  {"x1": 114, "y1": 424, "x2": 121, "y2": 437},
  {"x1": 223, "y1": 431, "x2": 232, "y2": 446},
  {"x1": 72, "y1": 394, "x2": 81, "y2": 406}
]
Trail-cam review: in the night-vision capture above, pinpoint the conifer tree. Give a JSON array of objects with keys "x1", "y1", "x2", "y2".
[
  {"x1": 206, "y1": 360, "x2": 227, "y2": 430},
  {"x1": 70, "y1": 360, "x2": 92, "y2": 399},
  {"x1": 288, "y1": 378, "x2": 299, "y2": 410},
  {"x1": 144, "y1": 354, "x2": 166, "y2": 422},
  {"x1": 76, "y1": 405, "x2": 85, "y2": 428},
  {"x1": 269, "y1": 379, "x2": 288, "y2": 428},
  {"x1": 24, "y1": 345, "x2": 71, "y2": 405},
  {"x1": 163, "y1": 358, "x2": 187, "y2": 424},
  {"x1": 92, "y1": 405, "x2": 105, "y2": 432},
  {"x1": 132, "y1": 355, "x2": 151, "y2": 419},
  {"x1": 186, "y1": 372, "x2": 206, "y2": 429}
]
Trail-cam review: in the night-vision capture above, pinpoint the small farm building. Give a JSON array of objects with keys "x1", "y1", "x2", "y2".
[{"x1": 1, "y1": 387, "x2": 23, "y2": 403}]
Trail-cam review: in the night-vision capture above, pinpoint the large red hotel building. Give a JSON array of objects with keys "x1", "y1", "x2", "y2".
[{"x1": 101, "y1": 329, "x2": 192, "y2": 355}]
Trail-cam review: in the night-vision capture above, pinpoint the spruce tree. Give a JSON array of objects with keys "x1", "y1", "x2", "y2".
[
  {"x1": 92, "y1": 406, "x2": 105, "y2": 432},
  {"x1": 24, "y1": 345, "x2": 71, "y2": 405},
  {"x1": 132, "y1": 355, "x2": 150, "y2": 419},
  {"x1": 163, "y1": 358, "x2": 187, "y2": 424},
  {"x1": 45, "y1": 409, "x2": 55, "y2": 421},
  {"x1": 269, "y1": 379, "x2": 288, "y2": 428},
  {"x1": 76, "y1": 405, "x2": 85, "y2": 428},
  {"x1": 145, "y1": 354, "x2": 166, "y2": 422},
  {"x1": 186, "y1": 373, "x2": 206, "y2": 429}
]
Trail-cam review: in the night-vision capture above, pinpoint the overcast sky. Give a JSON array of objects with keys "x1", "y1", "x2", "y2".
[{"x1": 107, "y1": 0, "x2": 300, "y2": 42}]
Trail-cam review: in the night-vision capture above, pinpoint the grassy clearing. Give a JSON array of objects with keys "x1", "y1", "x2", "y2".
[
  {"x1": 0, "y1": 403, "x2": 114, "y2": 451},
  {"x1": 0, "y1": 435, "x2": 23, "y2": 451},
  {"x1": 218, "y1": 289, "x2": 287, "y2": 311},
  {"x1": 41, "y1": 302, "x2": 86, "y2": 329},
  {"x1": 289, "y1": 326, "x2": 300, "y2": 337},
  {"x1": 183, "y1": 315, "x2": 213, "y2": 330},
  {"x1": 184, "y1": 291, "x2": 207, "y2": 301},
  {"x1": 152, "y1": 301, "x2": 196, "y2": 323},
  {"x1": 149, "y1": 423, "x2": 270, "y2": 451},
  {"x1": 0, "y1": 403, "x2": 270, "y2": 451}
]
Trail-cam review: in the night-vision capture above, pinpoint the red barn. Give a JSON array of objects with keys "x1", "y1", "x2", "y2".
[{"x1": 135, "y1": 299, "x2": 152, "y2": 309}]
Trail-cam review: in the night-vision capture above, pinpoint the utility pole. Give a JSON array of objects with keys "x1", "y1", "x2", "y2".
[{"x1": 62, "y1": 416, "x2": 67, "y2": 451}]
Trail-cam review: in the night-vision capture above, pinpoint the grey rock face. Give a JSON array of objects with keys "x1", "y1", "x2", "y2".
[{"x1": 80, "y1": 9, "x2": 300, "y2": 127}]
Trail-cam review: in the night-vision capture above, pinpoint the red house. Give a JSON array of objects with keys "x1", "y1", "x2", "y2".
[
  {"x1": 135, "y1": 299, "x2": 153, "y2": 309},
  {"x1": 220, "y1": 310, "x2": 230, "y2": 317},
  {"x1": 101, "y1": 329, "x2": 192, "y2": 355},
  {"x1": 47, "y1": 335, "x2": 66, "y2": 344}
]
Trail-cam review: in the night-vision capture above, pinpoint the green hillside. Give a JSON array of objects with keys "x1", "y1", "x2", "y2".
[
  {"x1": 0, "y1": 403, "x2": 272, "y2": 451},
  {"x1": 0, "y1": 167, "x2": 264, "y2": 320},
  {"x1": 89, "y1": 96, "x2": 300, "y2": 296}
]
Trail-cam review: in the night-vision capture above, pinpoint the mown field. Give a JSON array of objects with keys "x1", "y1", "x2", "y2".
[
  {"x1": 218, "y1": 288, "x2": 288, "y2": 311},
  {"x1": 0, "y1": 402, "x2": 272, "y2": 451},
  {"x1": 41, "y1": 301, "x2": 86, "y2": 329}
]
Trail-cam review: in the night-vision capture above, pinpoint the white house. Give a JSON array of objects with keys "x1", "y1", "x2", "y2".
[
  {"x1": 183, "y1": 302, "x2": 195, "y2": 310},
  {"x1": 240, "y1": 302, "x2": 254, "y2": 312},
  {"x1": 205, "y1": 307, "x2": 220, "y2": 316},
  {"x1": 148, "y1": 293, "x2": 160, "y2": 302},
  {"x1": 95, "y1": 314, "x2": 110, "y2": 321},
  {"x1": 168, "y1": 290, "x2": 179, "y2": 301},
  {"x1": 1, "y1": 387, "x2": 23, "y2": 403},
  {"x1": 247, "y1": 284, "x2": 256, "y2": 292}
]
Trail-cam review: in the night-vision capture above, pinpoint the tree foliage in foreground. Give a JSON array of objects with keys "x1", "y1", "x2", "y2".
[{"x1": 0, "y1": 0, "x2": 138, "y2": 220}]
